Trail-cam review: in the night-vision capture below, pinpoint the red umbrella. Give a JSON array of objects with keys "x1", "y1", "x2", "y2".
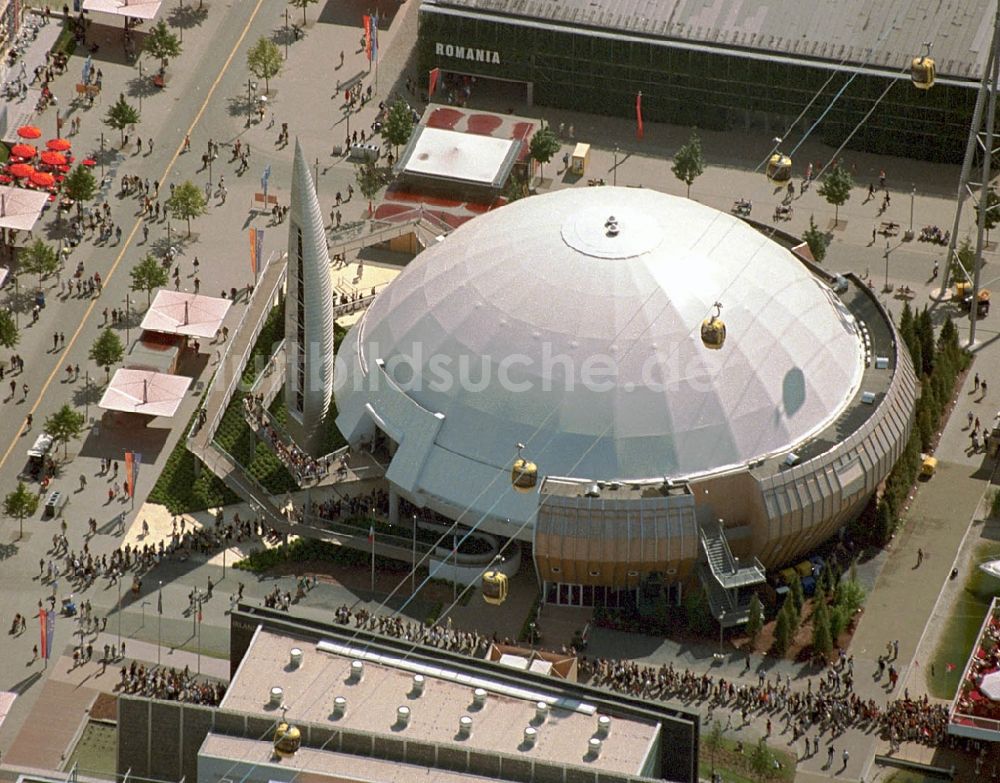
[
  {"x1": 45, "y1": 138, "x2": 71, "y2": 151},
  {"x1": 10, "y1": 144, "x2": 36, "y2": 158},
  {"x1": 16, "y1": 126, "x2": 41, "y2": 139},
  {"x1": 82, "y1": 158, "x2": 96, "y2": 167},
  {"x1": 29, "y1": 170, "x2": 55, "y2": 187},
  {"x1": 8, "y1": 163, "x2": 34, "y2": 178},
  {"x1": 40, "y1": 151, "x2": 66, "y2": 166}
]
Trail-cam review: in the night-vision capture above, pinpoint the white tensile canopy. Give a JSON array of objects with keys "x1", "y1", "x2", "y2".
[
  {"x1": 140, "y1": 290, "x2": 232, "y2": 339},
  {"x1": 82, "y1": 0, "x2": 161, "y2": 19},
  {"x1": 980, "y1": 560, "x2": 1000, "y2": 580},
  {"x1": 0, "y1": 187, "x2": 50, "y2": 232},
  {"x1": 99, "y1": 368, "x2": 191, "y2": 417},
  {"x1": 981, "y1": 670, "x2": 1000, "y2": 701}
]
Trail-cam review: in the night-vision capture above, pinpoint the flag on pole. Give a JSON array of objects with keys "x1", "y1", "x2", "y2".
[
  {"x1": 363, "y1": 15, "x2": 372, "y2": 62},
  {"x1": 39, "y1": 608, "x2": 54, "y2": 660},
  {"x1": 636, "y1": 91, "x2": 644, "y2": 140},
  {"x1": 371, "y1": 14, "x2": 378, "y2": 65},
  {"x1": 428, "y1": 67, "x2": 441, "y2": 97},
  {"x1": 157, "y1": 589, "x2": 163, "y2": 615},
  {"x1": 124, "y1": 452, "x2": 140, "y2": 498},
  {"x1": 261, "y1": 164, "x2": 271, "y2": 203},
  {"x1": 368, "y1": 525, "x2": 374, "y2": 543}
]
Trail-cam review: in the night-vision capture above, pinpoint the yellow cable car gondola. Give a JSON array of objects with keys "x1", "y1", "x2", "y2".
[
  {"x1": 911, "y1": 42, "x2": 935, "y2": 90},
  {"x1": 701, "y1": 302, "x2": 726, "y2": 350},
  {"x1": 511, "y1": 442, "x2": 537, "y2": 492},
  {"x1": 766, "y1": 153, "x2": 793, "y2": 182},
  {"x1": 273, "y1": 721, "x2": 301, "y2": 757},
  {"x1": 482, "y1": 570, "x2": 509, "y2": 605}
]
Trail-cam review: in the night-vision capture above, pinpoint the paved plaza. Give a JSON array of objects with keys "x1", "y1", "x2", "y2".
[{"x1": 0, "y1": 1, "x2": 993, "y2": 782}]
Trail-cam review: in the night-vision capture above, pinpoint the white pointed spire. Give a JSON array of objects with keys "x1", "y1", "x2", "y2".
[{"x1": 285, "y1": 139, "x2": 335, "y2": 456}]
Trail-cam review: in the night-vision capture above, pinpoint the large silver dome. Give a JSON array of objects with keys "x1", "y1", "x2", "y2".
[{"x1": 337, "y1": 187, "x2": 864, "y2": 481}]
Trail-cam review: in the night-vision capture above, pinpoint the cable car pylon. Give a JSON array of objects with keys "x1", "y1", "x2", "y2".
[{"x1": 940, "y1": 0, "x2": 1000, "y2": 347}]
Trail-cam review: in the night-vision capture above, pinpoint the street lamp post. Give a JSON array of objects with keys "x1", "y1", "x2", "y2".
[
  {"x1": 116, "y1": 576, "x2": 122, "y2": 648},
  {"x1": 138, "y1": 60, "x2": 143, "y2": 112},
  {"x1": 125, "y1": 294, "x2": 131, "y2": 344},
  {"x1": 883, "y1": 239, "x2": 892, "y2": 292},
  {"x1": 613, "y1": 145, "x2": 619, "y2": 187},
  {"x1": 99, "y1": 132, "x2": 105, "y2": 179},
  {"x1": 718, "y1": 611, "x2": 725, "y2": 655},
  {"x1": 909, "y1": 185, "x2": 916, "y2": 236},
  {"x1": 157, "y1": 581, "x2": 162, "y2": 667},
  {"x1": 84, "y1": 370, "x2": 89, "y2": 421},
  {"x1": 247, "y1": 79, "x2": 256, "y2": 127},
  {"x1": 284, "y1": 8, "x2": 290, "y2": 58},
  {"x1": 411, "y1": 514, "x2": 417, "y2": 596}
]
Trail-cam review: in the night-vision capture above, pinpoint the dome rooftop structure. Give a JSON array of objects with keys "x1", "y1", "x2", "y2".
[{"x1": 339, "y1": 187, "x2": 864, "y2": 483}]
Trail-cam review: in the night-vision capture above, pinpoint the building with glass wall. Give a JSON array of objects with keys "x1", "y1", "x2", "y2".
[{"x1": 418, "y1": 0, "x2": 988, "y2": 162}]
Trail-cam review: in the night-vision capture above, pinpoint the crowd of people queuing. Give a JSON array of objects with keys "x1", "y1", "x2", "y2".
[
  {"x1": 325, "y1": 600, "x2": 953, "y2": 759},
  {"x1": 118, "y1": 659, "x2": 226, "y2": 705},
  {"x1": 243, "y1": 394, "x2": 334, "y2": 483}
]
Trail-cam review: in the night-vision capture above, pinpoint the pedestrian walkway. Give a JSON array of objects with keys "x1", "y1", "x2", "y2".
[{"x1": 0, "y1": 15, "x2": 60, "y2": 144}]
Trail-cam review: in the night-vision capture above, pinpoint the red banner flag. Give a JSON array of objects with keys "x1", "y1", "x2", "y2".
[
  {"x1": 636, "y1": 91, "x2": 644, "y2": 140},
  {"x1": 363, "y1": 15, "x2": 372, "y2": 62},
  {"x1": 125, "y1": 451, "x2": 135, "y2": 499},
  {"x1": 39, "y1": 608, "x2": 53, "y2": 660},
  {"x1": 428, "y1": 67, "x2": 441, "y2": 97}
]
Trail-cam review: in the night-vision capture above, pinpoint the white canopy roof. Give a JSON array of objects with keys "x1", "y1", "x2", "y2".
[
  {"x1": 0, "y1": 187, "x2": 49, "y2": 232},
  {"x1": 140, "y1": 290, "x2": 231, "y2": 339},
  {"x1": 99, "y1": 368, "x2": 191, "y2": 417},
  {"x1": 338, "y1": 187, "x2": 865, "y2": 483},
  {"x1": 401, "y1": 126, "x2": 519, "y2": 187},
  {"x1": 982, "y1": 671, "x2": 1000, "y2": 701},
  {"x1": 82, "y1": 0, "x2": 161, "y2": 19}
]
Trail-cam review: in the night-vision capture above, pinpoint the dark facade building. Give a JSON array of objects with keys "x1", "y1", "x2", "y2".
[{"x1": 418, "y1": 0, "x2": 988, "y2": 162}]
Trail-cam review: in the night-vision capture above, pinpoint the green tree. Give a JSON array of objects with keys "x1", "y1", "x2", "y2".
[
  {"x1": 44, "y1": 403, "x2": 85, "y2": 459},
  {"x1": 382, "y1": 99, "x2": 414, "y2": 158},
  {"x1": 354, "y1": 159, "x2": 385, "y2": 215},
  {"x1": 802, "y1": 215, "x2": 829, "y2": 263},
  {"x1": 104, "y1": 93, "x2": 141, "y2": 146},
  {"x1": 165, "y1": 180, "x2": 207, "y2": 236},
  {"x1": 704, "y1": 720, "x2": 724, "y2": 774},
  {"x1": 247, "y1": 37, "x2": 282, "y2": 94},
  {"x1": 773, "y1": 600, "x2": 792, "y2": 655},
  {"x1": 749, "y1": 738, "x2": 776, "y2": 783},
  {"x1": 90, "y1": 328, "x2": 125, "y2": 381},
  {"x1": 811, "y1": 596, "x2": 833, "y2": 658},
  {"x1": 0, "y1": 309, "x2": 18, "y2": 349},
  {"x1": 143, "y1": 19, "x2": 181, "y2": 73},
  {"x1": 916, "y1": 307, "x2": 936, "y2": 376},
  {"x1": 4, "y1": 481, "x2": 38, "y2": 539},
  {"x1": 63, "y1": 164, "x2": 98, "y2": 218},
  {"x1": 287, "y1": 0, "x2": 317, "y2": 26},
  {"x1": 829, "y1": 604, "x2": 849, "y2": 642},
  {"x1": 130, "y1": 254, "x2": 170, "y2": 306},
  {"x1": 20, "y1": 239, "x2": 59, "y2": 289},
  {"x1": 817, "y1": 164, "x2": 854, "y2": 226},
  {"x1": 788, "y1": 573, "x2": 804, "y2": 617},
  {"x1": 745, "y1": 593, "x2": 764, "y2": 647},
  {"x1": 671, "y1": 129, "x2": 705, "y2": 197},
  {"x1": 528, "y1": 125, "x2": 560, "y2": 182},
  {"x1": 975, "y1": 186, "x2": 1000, "y2": 243}
]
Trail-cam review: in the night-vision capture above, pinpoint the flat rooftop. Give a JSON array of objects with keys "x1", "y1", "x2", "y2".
[
  {"x1": 200, "y1": 734, "x2": 505, "y2": 783},
  {"x1": 401, "y1": 126, "x2": 520, "y2": 187},
  {"x1": 421, "y1": 0, "x2": 993, "y2": 83},
  {"x1": 222, "y1": 629, "x2": 660, "y2": 776}
]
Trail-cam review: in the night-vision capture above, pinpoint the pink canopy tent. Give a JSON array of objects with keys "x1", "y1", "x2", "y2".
[
  {"x1": 0, "y1": 186, "x2": 51, "y2": 231},
  {"x1": 99, "y1": 368, "x2": 192, "y2": 417},
  {"x1": 140, "y1": 290, "x2": 232, "y2": 339},
  {"x1": 82, "y1": 0, "x2": 161, "y2": 19}
]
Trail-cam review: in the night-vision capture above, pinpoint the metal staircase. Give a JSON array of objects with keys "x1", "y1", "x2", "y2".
[{"x1": 697, "y1": 521, "x2": 766, "y2": 628}]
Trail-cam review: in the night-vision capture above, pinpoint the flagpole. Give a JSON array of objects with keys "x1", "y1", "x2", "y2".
[{"x1": 370, "y1": 510, "x2": 375, "y2": 594}]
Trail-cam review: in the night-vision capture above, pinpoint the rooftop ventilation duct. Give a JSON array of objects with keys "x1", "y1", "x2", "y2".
[
  {"x1": 523, "y1": 726, "x2": 537, "y2": 747},
  {"x1": 350, "y1": 660, "x2": 364, "y2": 681},
  {"x1": 269, "y1": 686, "x2": 283, "y2": 707},
  {"x1": 289, "y1": 648, "x2": 303, "y2": 668}
]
